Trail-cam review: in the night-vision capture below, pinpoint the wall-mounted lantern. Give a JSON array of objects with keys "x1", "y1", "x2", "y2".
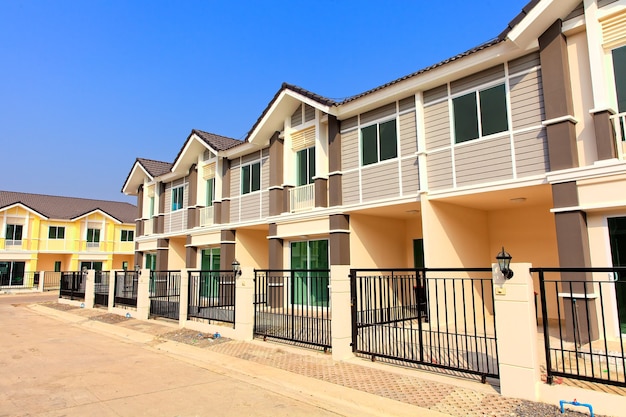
[
  {"x1": 496, "y1": 247, "x2": 514, "y2": 279},
  {"x1": 232, "y1": 259, "x2": 242, "y2": 276}
]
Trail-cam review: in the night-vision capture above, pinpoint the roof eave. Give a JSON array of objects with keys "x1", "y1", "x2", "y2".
[{"x1": 122, "y1": 162, "x2": 153, "y2": 196}]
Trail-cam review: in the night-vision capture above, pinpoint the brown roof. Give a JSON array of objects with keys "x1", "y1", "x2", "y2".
[
  {"x1": 192, "y1": 129, "x2": 242, "y2": 151},
  {"x1": 137, "y1": 158, "x2": 173, "y2": 178},
  {"x1": 0, "y1": 191, "x2": 137, "y2": 223}
]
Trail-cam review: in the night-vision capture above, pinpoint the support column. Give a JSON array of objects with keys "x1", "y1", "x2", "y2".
[
  {"x1": 136, "y1": 185, "x2": 144, "y2": 237},
  {"x1": 185, "y1": 235, "x2": 197, "y2": 269},
  {"x1": 136, "y1": 268, "x2": 151, "y2": 320},
  {"x1": 328, "y1": 115, "x2": 342, "y2": 207},
  {"x1": 107, "y1": 270, "x2": 116, "y2": 312},
  {"x1": 268, "y1": 223, "x2": 283, "y2": 308},
  {"x1": 593, "y1": 110, "x2": 617, "y2": 160},
  {"x1": 314, "y1": 178, "x2": 328, "y2": 208},
  {"x1": 179, "y1": 268, "x2": 188, "y2": 328},
  {"x1": 156, "y1": 239, "x2": 169, "y2": 271},
  {"x1": 329, "y1": 214, "x2": 352, "y2": 360},
  {"x1": 233, "y1": 266, "x2": 255, "y2": 340},
  {"x1": 269, "y1": 131, "x2": 285, "y2": 216},
  {"x1": 84, "y1": 270, "x2": 95, "y2": 308},
  {"x1": 187, "y1": 164, "x2": 198, "y2": 229},
  {"x1": 493, "y1": 263, "x2": 541, "y2": 401},
  {"x1": 220, "y1": 230, "x2": 236, "y2": 270}
]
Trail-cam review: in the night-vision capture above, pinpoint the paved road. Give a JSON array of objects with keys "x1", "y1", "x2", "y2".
[{"x1": 0, "y1": 293, "x2": 437, "y2": 417}]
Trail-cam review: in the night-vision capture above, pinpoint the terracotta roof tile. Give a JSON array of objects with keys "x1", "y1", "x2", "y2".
[
  {"x1": 192, "y1": 129, "x2": 243, "y2": 151},
  {"x1": 137, "y1": 158, "x2": 173, "y2": 178},
  {"x1": 0, "y1": 191, "x2": 137, "y2": 223}
]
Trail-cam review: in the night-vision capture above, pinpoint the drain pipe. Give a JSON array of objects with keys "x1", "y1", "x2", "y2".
[{"x1": 559, "y1": 399, "x2": 593, "y2": 416}]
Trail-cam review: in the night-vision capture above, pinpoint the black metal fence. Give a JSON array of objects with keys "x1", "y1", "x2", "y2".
[
  {"x1": 59, "y1": 271, "x2": 85, "y2": 300},
  {"x1": 254, "y1": 269, "x2": 331, "y2": 350},
  {"x1": 149, "y1": 271, "x2": 181, "y2": 320},
  {"x1": 114, "y1": 271, "x2": 138, "y2": 308},
  {"x1": 535, "y1": 267, "x2": 626, "y2": 387},
  {"x1": 188, "y1": 270, "x2": 235, "y2": 325},
  {"x1": 351, "y1": 268, "x2": 498, "y2": 382},
  {"x1": 0, "y1": 271, "x2": 39, "y2": 288},
  {"x1": 94, "y1": 271, "x2": 110, "y2": 307}
]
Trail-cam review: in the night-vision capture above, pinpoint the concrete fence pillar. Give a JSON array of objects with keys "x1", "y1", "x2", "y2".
[
  {"x1": 84, "y1": 270, "x2": 96, "y2": 308},
  {"x1": 233, "y1": 266, "x2": 255, "y2": 340},
  {"x1": 136, "y1": 269, "x2": 151, "y2": 320},
  {"x1": 330, "y1": 265, "x2": 353, "y2": 361},
  {"x1": 493, "y1": 262, "x2": 541, "y2": 401},
  {"x1": 107, "y1": 270, "x2": 117, "y2": 312},
  {"x1": 37, "y1": 271, "x2": 44, "y2": 292},
  {"x1": 179, "y1": 269, "x2": 189, "y2": 327}
]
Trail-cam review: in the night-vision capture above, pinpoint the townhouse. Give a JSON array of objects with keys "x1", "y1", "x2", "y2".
[{"x1": 0, "y1": 191, "x2": 136, "y2": 286}]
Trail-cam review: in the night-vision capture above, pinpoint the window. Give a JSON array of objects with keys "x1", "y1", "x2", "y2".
[
  {"x1": 206, "y1": 178, "x2": 215, "y2": 206},
  {"x1": 171, "y1": 186, "x2": 184, "y2": 211},
  {"x1": 145, "y1": 253, "x2": 156, "y2": 270},
  {"x1": 241, "y1": 162, "x2": 261, "y2": 194},
  {"x1": 121, "y1": 230, "x2": 134, "y2": 241},
  {"x1": 54, "y1": 261, "x2": 61, "y2": 272},
  {"x1": 361, "y1": 119, "x2": 397, "y2": 166},
  {"x1": 48, "y1": 226, "x2": 65, "y2": 239},
  {"x1": 296, "y1": 147, "x2": 315, "y2": 186},
  {"x1": 613, "y1": 46, "x2": 626, "y2": 113},
  {"x1": 5, "y1": 224, "x2": 23, "y2": 242},
  {"x1": 453, "y1": 84, "x2": 508, "y2": 143},
  {"x1": 149, "y1": 196, "x2": 155, "y2": 217},
  {"x1": 87, "y1": 228, "x2": 100, "y2": 243}
]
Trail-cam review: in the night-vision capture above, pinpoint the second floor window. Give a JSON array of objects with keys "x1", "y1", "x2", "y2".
[
  {"x1": 121, "y1": 230, "x2": 134, "y2": 241},
  {"x1": 149, "y1": 196, "x2": 155, "y2": 217},
  {"x1": 361, "y1": 119, "x2": 397, "y2": 166},
  {"x1": 241, "y1": 162, "x2": 261, "y2": 195},
  {"x1": 5, "y1": 224, "x2": 22, "y2": 242},
  {"x1": 172, "y1": 186, "x2": 184, "y2": 211},
  {"x1": 49, "y1": 226, "x2": 65, "y2": 239},
  {"x1": 296, "y1": 147, "x2": 315, "y2": 186},
  {"x1": 87, "y1": 228, "x2": 100, "y2": 244},
  {"x1": 206, "y1": 178, "x2": 215, "y2": 206},
  {"x1": 453, "y1": 83, "x2": 508, "y2": 143}
]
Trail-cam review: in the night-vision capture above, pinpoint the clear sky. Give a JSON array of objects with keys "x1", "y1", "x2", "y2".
[{"x1": 1, "y1": 0, "x2": 529, "y2": 203}]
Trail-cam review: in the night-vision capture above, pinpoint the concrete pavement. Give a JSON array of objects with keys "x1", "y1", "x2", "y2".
[{"x1": 0, "y1": 293, "x2": 449, "y2": 417}]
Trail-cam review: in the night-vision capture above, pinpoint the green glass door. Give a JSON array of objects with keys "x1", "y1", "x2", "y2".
[
  {"x1": 609, "y1": 217, "x2": 626, "y2": 333},
  {"x1": 200, "y1": 248, "x2": 220, "y2": 297},
  {"x1": 290, "y1": 240, "x2": 329, "y2": 306}
]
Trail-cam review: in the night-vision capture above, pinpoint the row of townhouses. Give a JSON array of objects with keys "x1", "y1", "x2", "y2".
[{"x1": 0, "y1": 191, "x2": 136, "y2": 287}]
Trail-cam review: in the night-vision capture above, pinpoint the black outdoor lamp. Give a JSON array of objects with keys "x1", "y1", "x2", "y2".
[
  {"x1": 134, "y1": 264, "x2": 141, "y2": 275},
  {"x1": 232, "y1": 259, "x2": 242, "y2": 276},
  {"x1": 496, "y1": 247, "x2": 514, "y2": 279}
]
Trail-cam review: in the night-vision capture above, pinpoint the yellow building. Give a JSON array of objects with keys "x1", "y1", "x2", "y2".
[{"x1": 0, "y1": 191, "x2": 136, "y2": 286}]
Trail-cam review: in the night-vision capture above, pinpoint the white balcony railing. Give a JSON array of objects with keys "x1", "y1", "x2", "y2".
[
  {"x1": 199, "y1": 206, "x2": 214, "y2": 227},
  {"x1": 609, "y1": 112, "x2": 626, "y2": 160},
  {"x1": 164, "y1": 209, "x2": 188, "y2": 234},
  {"x1": 289, "y1": 183, "x2": 315, "y2": 212}
]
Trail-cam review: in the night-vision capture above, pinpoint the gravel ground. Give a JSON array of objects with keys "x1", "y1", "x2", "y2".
[
  {"x1": 160, "y1": 328, "x2": 232, "y2": 348},
  {"x1": 40, "y1": 301, "x2": 79, "y2": 311}
]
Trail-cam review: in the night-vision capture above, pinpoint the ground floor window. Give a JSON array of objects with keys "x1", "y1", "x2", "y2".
[
  {"x1": 145, "y1": 253, "x2": 156, "y2": 271},
  {"x1": 0, "y1": 261, "x2": 25, "y2": 285},
  {"x1": 290, "y1": 239, "x2": 329, "y2": 307},
  {"x1": 80, "y1": 261, "x2": 103, "y2": 271},
  {"x1": 609, "y1": 216, "x2": 626, "y2": 333},
  {"x1": 200, "y1": 248, "x2": 221, "y2": 297}
]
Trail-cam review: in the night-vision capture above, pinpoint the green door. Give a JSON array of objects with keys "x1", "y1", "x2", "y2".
[
  {"x1": 609, "y1": 217, "x2": 626, "y2": 333},
  {"x1": 290, "y1": 240, "x2": 329, "y2": 306},
  {"x1": 200, "y1": 248, "x2": 220, "y2": 297}
]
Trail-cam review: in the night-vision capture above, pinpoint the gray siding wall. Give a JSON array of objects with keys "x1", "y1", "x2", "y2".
[
  {"x1": 360, "y1": 103, "x2": 396, "y2": 125},
  {"x1": 424, "y1": 100, "x2": 450, "y2": 150},
  {"x1": 455, "y1": 137, "x2": 513, "y2": 187},
  {"x1": 291, "y1": 104, "x2": 302, "y2": 126},
  {"x1": 424, "y1": 85, "x2": 447, "y2": 104},
  {"x1": 361, "y1": 163, "x2": 400, "y2": 202},
  {"x1": 427, "y1": 150, "x2": 453, "y2": 190},
  {"x1": 342, "y1": 171, "x2": 360, "y2": 205},
  {"x1": 230, "y1": 159, "x2": 241, "y2": 198},
  {"x1": 399, "y1": 111, "x2": 418, "y2": 156},
  {"x1": 514, "y1": 129, "x2": 550, "y2": 176},
  {"x1": 341, "y1": 129, "x2": 359, "y2": 171},
  {"x1": 450, "y1": 65, "x2": 505, "y2": 95},
  {"x1": 401, "y1": 158, "x2": 420, "y2": 195},
  {"x1": 240, "y1": 194, "x2": 260, "y2": 221},
  {"x1": 510, "y1": 69, "x2": 545, "y2": 130}
]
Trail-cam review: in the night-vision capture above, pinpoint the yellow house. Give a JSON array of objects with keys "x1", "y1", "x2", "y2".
[{"x1": 0, "y1": 191, "x2": 136, "y2": 286}]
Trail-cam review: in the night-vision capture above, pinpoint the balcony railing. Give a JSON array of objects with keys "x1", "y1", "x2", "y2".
[
  {"x1": 609, "y1": 112, "x2": 626, "y2": 160},
  {"x1": 164, "y1": 209, "x2": 187, "y2": 234},
  {"x1": 144, "y1": 218, "x2": 154, "y2": 235},
  {"x1": 199, "y1": 206, "x2": 214, "y2": 227},
  {"x1": 289, "y1": 183, "x2": 315, "y2": 212}
]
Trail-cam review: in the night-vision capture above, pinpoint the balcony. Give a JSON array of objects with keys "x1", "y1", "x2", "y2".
[
  {"x1": 164, "y1": 209, "x2": 188, "y2": 234},
  {"x1": 289, "y1": 184, "x2": 315, "y2": 213},
  {"x1": 609, "y1": 112, "x2": 626, "y2": 160},
  {"x1": 199, "y1": 206, "x2": 214, "y2": 227},
  {"x1": 144, "y1": 218, "x2": 154, "y2": 235}
]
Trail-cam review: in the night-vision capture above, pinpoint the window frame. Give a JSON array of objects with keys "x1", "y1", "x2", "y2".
[
  {"x1": 86, "y1": 228, "x2": 101, "y2": 243},
  {"x1": 452, "y1": 82, "x2": 509, "y2": 144},
  {"x1": 48, "y1": 226, "x2": 65, "y2": 240},
  {"x1": 360, "y1": 118, "x2": 398, "y2": 166},
  {"x1": 241, "y1": 161, "x2": 261, "y2": 195},
  {"x1": 121, "y1": 230, "x2": 134, "y2": 242},
  {"x1": 206, "y1": 177, "x2": 215, "y2": 207},
  {"x1": 296, "y1": 146, "x2": 316, "y2": 186},
  {"x1": 5, "y1": 224, "x2": 23, "y2": 242},
  {"x1": 171, "y1": 185, "x2": 184, "y2": 211}
]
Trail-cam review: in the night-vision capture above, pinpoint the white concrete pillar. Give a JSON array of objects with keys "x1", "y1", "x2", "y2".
[
  {"x1": 179, "y1": 269, "x2": 189, "y2": 327},
  {"x1": 493, "y1": 262, "x2": 541, "y2": 401},
  {"x1": 233, "y1": 266, "x2": 255, "y2": 340},
  {"x1": 136, "y1": 269, "x2": 151, "y2": 320},
  {"x1": 330, "y1": 265, "x2": 354, "y2": 361},
  {"x1": 84, "y1": 270, "x2": 95, "y2": 308},
  {"x1": 38, "y1": 271, "x2": 44, "y2": 292},
  {"x1": 108, "y1": 270, "x2": 119, "y2": 312}
]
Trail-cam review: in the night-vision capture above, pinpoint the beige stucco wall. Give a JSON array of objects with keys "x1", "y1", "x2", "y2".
[
  {"x1": 168, "y1": 237, "x2": 187, "y2": 270},
  {"x1": 350, "y1": 214, "x2": 409, "y2": 268},
  {"x1": 236, "y1": 229, "x2": 268, "y2": 269}
]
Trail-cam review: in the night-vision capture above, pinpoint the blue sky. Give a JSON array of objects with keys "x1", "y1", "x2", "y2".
[{"x1": 1, "y1": 0, "x2": 529, "y2": 203}]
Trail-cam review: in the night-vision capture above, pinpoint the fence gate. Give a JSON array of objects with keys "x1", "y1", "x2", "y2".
[
  {"x1": 114, "y1": 271, "x2": 138, "y2": 307},
  {"x1": 188, "y1": 270, "x2": 236, "y2": 325},
  {"x1": 351, "y1": 268, "x2": 498, "y2": 382},
  {"x1": 535, "y1": 267, "x2": 626, "y2": 387},
  {"x1": 149, "y1": 271, "x2": 181, "y2": 320},
  {"x1": 94, "y1": 271, "x2": 110, "y2": 307},
  {"x1": 254, "y1": 269, "x2": 331, "y2": 350},
  {"x1": 59, "y1": 271, "x2": 85, "y2": 301}
]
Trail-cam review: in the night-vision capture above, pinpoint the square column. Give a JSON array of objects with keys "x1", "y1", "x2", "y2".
[
  {"x1": 84, "y1": 270, "x2": 95, "y2": 308},
  {"x1": 136, "y1": 269, "x2": 151, "y2": 320}
]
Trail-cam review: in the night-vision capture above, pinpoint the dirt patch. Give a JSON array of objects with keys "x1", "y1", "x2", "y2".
[
  {"x1": 39, "y1": 302, "x2": 79, "y2": 311},
  {"x1": 161, "y1": 328, "x2": 231, "y2": 348},
  {"x1": 89, "y1": 313, "x2": 133, "y2": 325}
]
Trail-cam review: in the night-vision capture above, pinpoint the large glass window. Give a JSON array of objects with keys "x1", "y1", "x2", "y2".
[
  {"x1": 241, "y1": 162, "x2": 261, "y2": 194},
  {"x1": 171, "y1": 186, "x2": 184, "y2": 211},
  {"x1": 200, "y1": 247, "x2": 221, "y2": 297},
  {"x1": 149, "y1": 196, "x2": 155, "y2": 217},
  {"x1": 145, "y1": 253, "x2": 157, "y2": 271},
  {"x1": 296, "y1": 147, "x2": 315, "y2": 186},
  {"x1": 206, "y1": 178, "x2": 215, "y2": 206},
  {"x1": 361, "y1": 119, "x2": 397, "y2": 166},
  {"x1": 453, "y1": 84, "x2": 508, "y2": 143},
  {"x1": 612, "y1": 45, "x2": 626, "y2": 113},
  {"x1": 291, "y1": 239, "x2": 329, "y2": 307},
  {"x1": 5, "y1": 224, "x2": 23, "y2": 242},
  {"x1": 48, "y1": 226, "x2": 65, "y2": 239}
]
